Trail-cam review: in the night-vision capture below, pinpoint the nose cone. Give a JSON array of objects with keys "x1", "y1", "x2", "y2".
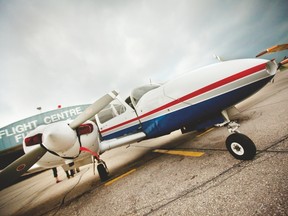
[
  {"x1": 42, "y1": 122, "x2": 77, "y2": 152},
  {"x1": 265, "y1": 60, "x2": 277, "y2": 75}
]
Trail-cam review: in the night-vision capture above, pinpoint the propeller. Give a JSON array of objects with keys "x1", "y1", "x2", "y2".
[
  {"x1": 0, "y1": 91, "x2": 118, "y2": 190},
  {"x1": 0, "y1": 146, "x2": 47, "y2": 190},
  {"x1": 256, "y1": 43, "x2": 288, "y2": 57},
  {"x1": 256, "y1": 43, "x2": 288, "y2": 71},
  {"x1": 277, "y1": 57, "x2": 288, "y2": 70},
  {"x1": 69, "y1": 90, "x2": 118, "y2": 129}
]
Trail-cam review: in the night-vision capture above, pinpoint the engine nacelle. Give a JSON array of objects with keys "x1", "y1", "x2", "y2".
[{"x1": 23, "y1": 120, "x2": 100, "y2": 168}]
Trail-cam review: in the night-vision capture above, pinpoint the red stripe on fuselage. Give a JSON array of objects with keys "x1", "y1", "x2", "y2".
[{"x1": 101, "y1": 63, "x2": 266, "y2": 134}]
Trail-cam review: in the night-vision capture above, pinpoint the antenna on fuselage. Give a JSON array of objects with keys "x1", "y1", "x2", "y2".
[{"x1": 213, "y1": 54, "x2": 224, "y2": 62}]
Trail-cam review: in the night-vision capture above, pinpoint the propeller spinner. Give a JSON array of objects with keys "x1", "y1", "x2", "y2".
[{"x1": 0, "y1": 91, "x2": 118, "y2": 190}]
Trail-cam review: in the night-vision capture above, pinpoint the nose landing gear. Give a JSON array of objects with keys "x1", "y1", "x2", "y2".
[
  {"x1": 219, "y1": 110, "x2": 257, "y2": 160},
  {"x1": 226, "y1": 132, "x2": 256, "y2": 160}
]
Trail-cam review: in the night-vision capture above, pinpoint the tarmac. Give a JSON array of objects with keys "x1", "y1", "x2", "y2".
[{"x1": 0, "y1": 70, "x2": 288, "y2": 216}]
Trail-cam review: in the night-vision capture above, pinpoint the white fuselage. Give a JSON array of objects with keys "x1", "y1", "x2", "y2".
[{"x1": 24, "y1": 58, "x2": 277, "y2": 169}]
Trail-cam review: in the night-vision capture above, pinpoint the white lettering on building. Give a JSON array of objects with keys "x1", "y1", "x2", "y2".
[
  {"x1": 0, "y1": 120, "x2": 38, "y2": 139},
  {"x1": 43, "y1": 107, "x2": 82, "y2": 124},
  {"x1": 0, "y1": 107, "x2": 84, "y2": 145}
]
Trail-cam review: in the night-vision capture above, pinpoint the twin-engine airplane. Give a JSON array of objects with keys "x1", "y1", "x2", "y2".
[{"x1": 0, "y1": 44, "x2": 288, "y2": 190}]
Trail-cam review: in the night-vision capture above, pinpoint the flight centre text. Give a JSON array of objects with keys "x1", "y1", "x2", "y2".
[{"x1": 0, "y1": 107, "x2": 83, "y2": 145}]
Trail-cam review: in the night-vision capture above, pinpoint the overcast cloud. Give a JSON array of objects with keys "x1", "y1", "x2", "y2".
[{"x1": 0, "y1": 0, "x2": 287, "y2": 127}]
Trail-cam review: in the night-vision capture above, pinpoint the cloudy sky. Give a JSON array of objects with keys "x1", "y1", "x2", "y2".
[{"x1": 0, "y1": 0, "x2": 287, "y2": 127}]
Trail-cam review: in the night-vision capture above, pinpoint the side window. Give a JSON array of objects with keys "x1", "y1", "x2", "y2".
[
  {"x1": 97, "y1": 106, "x2": 115, "y2": 123},
  {"x1": 97, "y1": 99, "x2": 127, "y2": 124},
  {"x1": 113, "y1": 103, "x2": 126, "y2": 115}
]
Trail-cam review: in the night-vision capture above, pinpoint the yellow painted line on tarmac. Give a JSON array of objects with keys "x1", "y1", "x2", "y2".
[
  {"x1": 153, "y1": 149, "x2": 204, "y2": 157},
  {"x1": 196, "y1": 127, "x2": 215, "y2": 137},
  {"x1": 153, "y1": 128, "x2": 215, "y2": 157},
  {"x1": 105, "y1": 169, "x2": 136, "y2": 186}
]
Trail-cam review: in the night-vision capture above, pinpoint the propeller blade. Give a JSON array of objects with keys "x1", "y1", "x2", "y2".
[
  {"x1": 280, "y1": 58, "x2": 288, "y2": 66},
  {"x1": 277, "y1": 57, "x2": 288, "y2": 70},
  {"x1": 256, "y1": 43, "x2": 288, "y2": 57},
  {"x1": 0, "y1": 145, "x2": 47, "y2": 190},
  {"x1": 69, "y1": 90, "x2": 118, "y2": 129}
]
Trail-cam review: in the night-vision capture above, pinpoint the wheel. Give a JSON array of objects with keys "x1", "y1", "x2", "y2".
[
  {"x1": 97, "y1": 163, "x2": 109, "y2": 182},
  {"x1": 225, "y1": 133, "x2": 256, "y2": 160}
]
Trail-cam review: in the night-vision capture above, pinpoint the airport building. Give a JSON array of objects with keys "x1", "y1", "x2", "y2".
[{"x1": 0, "y1": 105, "x2": 90, "y2": 169}]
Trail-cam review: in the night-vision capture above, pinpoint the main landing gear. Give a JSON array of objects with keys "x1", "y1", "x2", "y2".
[
  {"x1": 97, "y1": 160, "x2": 109, "y2": 182},
  {"x1": 80, "y1": 147, "x2": 110, "y2": 182},
  {"x1": 93, "y1": 156, "x2": 109, "y2": 182},
  {"x1": 219, "y1": 111, "x2": 256, "y2": 160}
]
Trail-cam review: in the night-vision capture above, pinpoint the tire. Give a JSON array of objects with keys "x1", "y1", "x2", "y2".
[
  {"x1": 97, "y1": 163, "x2": 109, "y2": 182},
  {"x1": 226, "y1": 133, "x2": 256, "y2": 160}
]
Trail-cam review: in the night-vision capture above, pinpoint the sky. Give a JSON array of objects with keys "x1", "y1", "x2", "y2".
[{"x1": 0, "y1": 0, "x2": 287, "y2": 127}]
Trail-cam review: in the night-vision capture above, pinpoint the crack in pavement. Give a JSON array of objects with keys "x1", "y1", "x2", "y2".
[
  {"x1": 49, "y1": 167, "x2": 90, "y2": 216},
  {"x1": 140, "y1": 134, "x2": 288, "y2": 216},
  {"x1": 44, "y1": 133, "x2": 288, "y2": 216}
]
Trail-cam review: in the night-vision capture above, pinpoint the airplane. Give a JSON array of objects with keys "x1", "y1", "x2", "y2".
[{"x1": 0, "y1": 43, "x2": 287, "y2": 190}]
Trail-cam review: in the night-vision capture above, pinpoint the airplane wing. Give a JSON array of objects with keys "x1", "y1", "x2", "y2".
[{"x1": 99, "y1": 132, "x2": 146, "y2": 153}]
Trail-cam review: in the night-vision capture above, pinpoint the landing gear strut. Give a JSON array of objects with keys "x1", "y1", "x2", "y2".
[
  {"x1": 93, "y1": 156, "x2": 109, "y2": 182},
  {"x1": 220, "y1": 111, "x2": 256, "y2": 160},
  {"x1": 97, "y1": 160, "x2": 109, "y2": 182},
  {"x1": 80, "y1": 147, "x2": 110, "y2": 182}
]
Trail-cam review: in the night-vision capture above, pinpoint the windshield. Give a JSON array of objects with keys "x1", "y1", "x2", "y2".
[{"x1": 130, "y1": 84, "x2": 161, "y2": 107}]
